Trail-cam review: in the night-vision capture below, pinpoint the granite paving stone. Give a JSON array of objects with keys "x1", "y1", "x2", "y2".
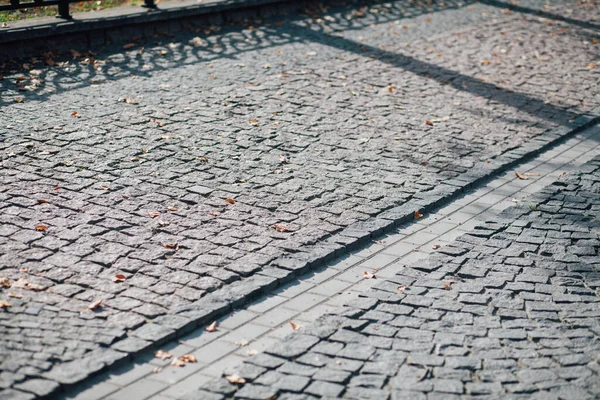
[
  {"x1": 1, "y1": 0, "x2": 600, "y2": 395},
  {"x1": 194, "y1": 155, "x2": 600, "y2": 399}
]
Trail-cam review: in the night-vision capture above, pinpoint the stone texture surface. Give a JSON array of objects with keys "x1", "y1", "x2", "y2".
[
  {"x1": 1, "y1": 0, "x2": 599, "y2": 396},
  {"x1": 193, "y1": 155, "x2": 600, "y2": 399}
]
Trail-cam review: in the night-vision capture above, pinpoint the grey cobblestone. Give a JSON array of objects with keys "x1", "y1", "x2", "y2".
[
  {"x1": 1, "y1": 0, "x2": 600, "y2": 395},
  {"x1": 196, "y1": 155, "x2": 600, "y2": 399}
]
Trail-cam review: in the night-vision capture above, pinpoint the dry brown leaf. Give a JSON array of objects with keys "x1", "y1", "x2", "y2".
[
  {"x1": 224, "y1": 198, "x2": 236, "y2": 205},
  {"x1": 12, "y1": 278, "x2": 43, "y2": 291},
  {"x1": 171, "y1": 358, "x2": 186, "y2": 367},
  {"x1": 37, "y1": 199, "x2": 49, "y2": 204},
  {"x1": 0, "y1": 277, "x2": 10, "y2": 288},
  {"x1": 123, "y1": 43, "x2": 136, "y2": 50},
  {"x1": 235, "y1": 340, "x2": 249, "y2": 347},
  {"x1": 397, "y1": 285, "x2": 408, "y2": 294},
  {"x1": 88, "y1": 299, "x2": 103, "y2": 310},
  {"x1": 0, "y1": 300, "x2": 11, "y2": 308},
  {"x1": 71, "y1": 111, "x2": 79, "y2": 117},
  {"x1": 289, "y1": 321, "x2": 302, "y2": 331},
  {"x1": 225, "y1": 374, "x2": 246, "y2": 384},
  {"x1": 274, "y1": 224, "x2": 289, "y2": 233},
  {"x1": 155, "y1": 350, "x2": 172, "y2": 360},
  {"x1": 443, "y1": 279, "x2": 456, "y2": 290},
  {"x1": 363, "y1": 271, "x2": 376, "y2": 279},
  {"x1": 279, "y1": 154, "x2": 290, "y2": 163},
  {"x1": 190, "y1": 37, "x2": 206, "y2": 47},
  {"x1": 7, "y1": 293, "x2": 23, "y2": 299},
  {"x1": 206, "y1": 321, "x2": 217, "y2": 332},
  {"x1": 425, "y1": 120, "x2": 434, "y2": 126},
  {"x1": 100, "y1": 185, "x2": 111, "y2": 190},
  {"x1": 208, "y1": 211, "x2": 221, "y2": 217},
  {"x1": 118, "y1": 97, "x2": 139, "y2": 105},
  {"x1": 152, "y1": 367, "x2": 162, "y2": 374},
  {"x1": 414, "y1": 210, "x2": 423, "y2": 219},
  {"x1": 164, "y1": 243, "x2": 178, "y2": 250},
  {"x1": 148, "y1": 212, "x2": 161, "y2": 218},
  {"x1": 167, "y1": 206, "x2": 179, "y2": 211},
  {"x1": 35, "y1": 225, "x2": 48, "y2": 231},
  {"x1": 26, "y1": 282, "x2": 44, "y2": 291},
  {"x1": 247, "y1": 349, "x2": 258, "y2": 356},
  {"x1": 112, "y1": 274, "x2": 126, "y2": 283},
  {"x1": 432, "y1": 244, "x2": 441, "y2": 250},
  {"x1": 179, "y1": 354, "x2": 197, "y2": 363},
  {"x1": 515, "y1": 171, "x2": 528, "y2": 180}
]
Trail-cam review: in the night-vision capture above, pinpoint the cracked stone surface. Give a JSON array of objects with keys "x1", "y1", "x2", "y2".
[
  {"x1": 0, "y1": 0, "x2": 599, "y2": 396},
  {"x1": 190, "y1": 155, "x2": 600, "y2": 400}
]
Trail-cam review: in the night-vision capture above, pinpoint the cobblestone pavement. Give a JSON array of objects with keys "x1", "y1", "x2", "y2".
[
  {"x1": 60, "y1": 123, "x2": 600, "y2": 400},
  {"x1": 186, "y1": 154, "x2": 600, "y2": 399},
  {"x1": 1, "y1": 0, "x2": 599, "y2": 397}
]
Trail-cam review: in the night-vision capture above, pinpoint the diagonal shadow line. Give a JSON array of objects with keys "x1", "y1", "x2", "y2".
[
  {"x1": 479, "y1": 0, "x2": 600, "y2": 31},
  {"x1": 289, "y1": 24, "x2": 595, "y2": 130}
]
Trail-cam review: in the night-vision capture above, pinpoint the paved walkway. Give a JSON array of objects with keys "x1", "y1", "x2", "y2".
[
  {"x1": 187, "y1": 152, "x2": 600, "y2": 399},
  {"x1": 1, "y1": 0, "x2": 599, "y2": 398},
  {"x1": 61, "y1": 122, "x2": 600, "y2": 400}
]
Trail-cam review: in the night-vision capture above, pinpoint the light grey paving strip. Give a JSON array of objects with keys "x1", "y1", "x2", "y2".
[{"x1": 62, "y1": 125, "x2": 600, "y2": 400}]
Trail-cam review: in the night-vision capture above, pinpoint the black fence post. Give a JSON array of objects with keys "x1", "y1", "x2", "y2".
[
  {"x1": 142, "y1": 0, "x2": 156, "y2": 9},
  {"x1": 57, "y1": 0, "x2": 71, "y2": 18}
]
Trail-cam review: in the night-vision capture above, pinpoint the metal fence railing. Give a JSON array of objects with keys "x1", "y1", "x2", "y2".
[{"x1": 0, "y1": 0, "x2": 156, "y2": 19}]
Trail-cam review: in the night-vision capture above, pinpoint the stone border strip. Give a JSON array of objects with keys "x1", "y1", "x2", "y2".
[{"x1": 0, "y1": 0, "x2": 303, "y2": 60}]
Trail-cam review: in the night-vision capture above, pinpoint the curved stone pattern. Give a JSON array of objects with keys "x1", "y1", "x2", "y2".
[
  {"x1": 191, "y1": 156, "x2": 600, "y2": 399},
  {"x1": 0, "y1": 0, "x2": 599, "y2": 396}
]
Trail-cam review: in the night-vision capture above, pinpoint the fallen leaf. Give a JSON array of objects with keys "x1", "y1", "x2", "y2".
[
  {"x1": 164, "y1": 243, "x2": 178, "y2": 250},
  {"x1": 152, "y1": 367, "x2": 162, "y2": 374},
  {"x1": 443, "y1": 279, "x2": 456, "y2": 290},
  {"x1": 235, "y1": 340, "x2": 249, "y2": 347},
  {"x1": 88, "y1": 299, "x2": 103, "y2": 310},
  {"x1": 118, "y1": 97, "x2": 139, "y2": 105},
  {"x1": 225, "y1": 374, "x2": 246, "y2": 384},
  {"x1": 171, "y1": 358, "x2": 186, "y2": 367},
  {"x1": 7, "y1": 293, "x2": 23, "y2": 299},
  {"x1": 157, "y1": 220, "x2": 169, "y2": 227},
  {"x1": 0, "y1": 300, "x2": 11, "y2": 308},
  {"x1": 363, "y1": 271, "x2": 376, "y2": 279},
  {"x1": 148, "y1": 212, "x2": 161, "y2": 218},
  {"x1": 206, "y1": 321, "x2": 217, "y2": 332},
  {"x1": 35, "y1": 225, "x2": 48, "y2": 231},
  {"x1": 425, "y1": 120, "x2": 434, "y2": 126},
  {"x1": 14, "y1": 97, "x2": 24, "y2": 103},
  {"x1": 432, "y1": 244, "x2": 441, "y2": 250},
  {"x1": 247, "y1": 349, "x2": 258, "y2": 356},
  {"x1": 397, "y1": 285, "x2": 408, "y2": 294},
  {"x1": 414, "y1": 210, "x2": 423, "y2": 219},
  {"x1": 279, "y1": 154, "x2": 289, "y2": 163},
  {"x1": 179, "y1": 354, "x2": 197, "y2": 363},
  {"x1": 274, "y1": 224, "x2": 289, "y2": 232},
  {"x1": 515, "y1": 171, "x2": 528, "y2": 180},
  {"x1": 36, "y1": 199, "x2": 49, "y2": 204},
  {"x1": 123, "y1": 43, "x2": 136, "y2": 49},
  {"x1": 224, "y1": 198, "x2": 236, "y2": 205},
  {"x1": 53, "y1": 186, "x2": 61, "y2": 190},
  {"x1": 289, "y1": 321, "x2": 302, "y2": 330},
  {"x1": 112, "y1": 274, "x2": 126, "y2": 283},
  {"x1": 167, "y1": 206, "x2": 178, "y2": 211},
  {"x1": 71, "y1": 111, "x2": 79, "y2": 117},
  {"x1": 12, "y1": 278, "x2": 43, "y2": 291},
  {"x1": 155, "y1": 350, "x2": 172, "y2": 360},
  {"x1": 336, "y1": 360, "x2": 342, "y2": 365},
  {"x1": 0, "y1": 277, "x2": 10, "y2": 288},
  {"x1": 189, "y1": 37, "x2": 206, "y2": 47},
  {"x1": 208, "y1": 211, "x2": 221, "y2": 217},
  {"x1": 100, "y1": 185, "x2": 111, "y2": 190}
]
